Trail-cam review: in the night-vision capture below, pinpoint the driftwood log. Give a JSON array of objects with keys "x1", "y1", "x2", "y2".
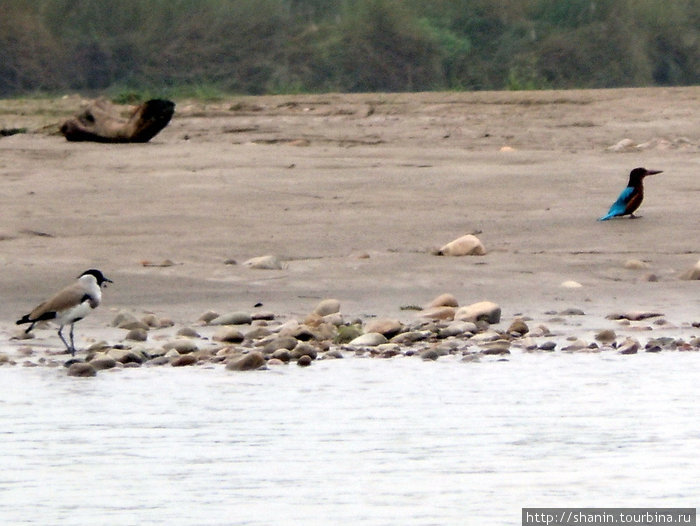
[{"x1": 60, "y1": 98, "x2": 175, "y2": 142}]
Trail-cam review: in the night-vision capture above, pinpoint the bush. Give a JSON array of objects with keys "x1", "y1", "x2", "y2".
[{"x1": 0, "y1": 0, "x2": 697, "y2": 96}]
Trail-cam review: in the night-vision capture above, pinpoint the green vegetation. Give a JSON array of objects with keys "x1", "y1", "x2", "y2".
[{"x1": 1, "y1": 0, "x2": 697, "y2": 97}]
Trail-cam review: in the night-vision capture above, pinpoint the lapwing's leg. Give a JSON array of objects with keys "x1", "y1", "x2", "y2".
[
  {"x1": 69, "y1": 324, "x2": 77, "y2": 355},
  {"x1": 57, "y1": 326, "x2": 73, "y2": 355}
]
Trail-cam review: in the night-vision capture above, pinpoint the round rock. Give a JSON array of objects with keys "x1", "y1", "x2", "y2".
[
  {"x1": 313, "y1": 299, "x2": 341, "y2": 317},
  {"x1": 226, "y1": 351, "x2": 266, "y2": 371},
  {"x1": 595, "y1": 329, "x2": 617, "y2": 343},
  {"x1": 349, "y1": 332, "x2": 388, "y2": 347},
  {"x1": 243, "y1": 255, "x2": 284, "y2": 270},
  {"x1": 89, "y1": 355, "x2": 118, "y2": 371},
  {"x1": 426, "y1": 293, "x2": 459, "y2": 308},
  {"x1": 436, "y1": 234, "x2": 486, "y2": 256},
  {"x1": 213, "y1": 327, "x2": 245, "y2": 343},
  {"x1": 680, "y1": 259, "x2": 700, "y2": 280},
  {"x1": 455, "y1": 301, "x2": 501, "y2": 324},
  {"x1": 177, "y1": 327, "x2": 201, "y2": 338},
  {"x1": 171, "y1": 354, "x2": 198, "y2": 367},
  {"x1": 419, "y1": 306, "x2": 456, "y2": 320},
  {"x1": 364, "y1": 319, "x2": 403, "y2": 338},
  {"x1": 261, "y1": 336, "x2": 298, "y2": 354},
  {"x1": 163, "y1": 340, "x2": 199, "y2": 354},
  {"x1": 67, "y1": 362, "x2": 97, "y2": 377},
  {"x1": 618, "y1": 338, "x2": 640, "y2": 355},
  {"x1": 296, "y1": 355, "x2": 313, "y2": 367},
  {"x1": 198, "y1": 311, "x2": 220, "y2": 324},
  {"x1": 291, "y1": 342, "x2": 318, "y2": 360},
  {"x1": 507, "y1": 318, "x2": 529, "y2": 336},
  {"x1": 209, "y1": 312, "x2": 252, "y2": 326},
  {"x1": 125, "y1": 328, "x2": 148, "y2": 342},
  {"x1": 624, "y1": 259, "x2": 649, "y2": 270},
  {"x1": 334, "y1": 325, "x2": 363, "y2": 344}
]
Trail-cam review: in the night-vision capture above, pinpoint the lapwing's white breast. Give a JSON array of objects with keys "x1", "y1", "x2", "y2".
[
  {"x1": 51, "y1": 274, "x2": 103, "y2": 327},
  {"x1": 55, "y1": 301, "x2": 94, "y2": 326}
]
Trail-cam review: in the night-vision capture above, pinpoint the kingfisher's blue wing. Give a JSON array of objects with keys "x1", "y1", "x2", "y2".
[{"x1": 598, "y1": 186, "x2": 634, "y2": 221}]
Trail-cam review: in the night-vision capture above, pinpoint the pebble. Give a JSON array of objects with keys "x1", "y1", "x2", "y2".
[
  {"x1": 349, "y1": 332, "x2": 388, "y2": 347},
  {"x1": 364, "y1": 319, "x2": 403, "y2": 338},
  {"x1": 243, "y1": 255, "x2": 285, "y2": 270},
  {"x1": 261, "y1": 336, "x2": 298, "y2": 354},
  {"x1": 209, "y1": 312, "x2": 252, "y2": 325},
  {"x1": 435, "y1": 234, "x2": 486, "y2": 256},
  {"x1": 198, "y1": 311, "x2": 220, "y2": 324},
  {"x1": 518, "y1": 337, "x2": 538, "y2": 351},
  {"x1": 425, "y1": 293, "x2": 459, "y2": 308},
  {"x1": 322, "y1": 312, "x2": 345, "y2": 326},
  {"x1": 125, "y1": 328, "x2": 148, "y2": 342},
  {"x1": 290, "y1": 342, "x2": 318, "y2": 360},
  {"x1": 561, "y1": 339, "x2": 588, "y2": 352},
  {"x1": 470, "y1": 330, "x2": 502, "y2": 343},
  {"x1": 12, "y1": 328, "x2": 34, "y2": 341},
  {"x1": 376, "y1": 343, "x2": 401, "y2": 358},
  {"x1": 245, "y1": 326, "x2": 273, "y2": 340},
  {"x1": 391, "y1": 330, "x2": 432, "y2": 344},
  {"x1": 480, "y1": 347, "x2": 510, "y2": 355},
  {"x1": 420, "y1": 349, "x2": 439, "y2": 361},
  {"x1": 595, "y1": 329, "x2": 617, "y2": 343},
  {"x1": 507, "y1": 318, "x2": 529, "y2": 336},
  {"x1": 296, "y1": 355, "x2": 312, "y2": 367},
  {"x1": 334, "y1": 325, "x2": 363, "y2": 344},
  {"x1": 251, "y1": 311, "x2": 275, "y2": 321},
  {"x1": 271, "y1": 349, "x2": 291, "y2": 362},
  {"x1": 141, "y1": 314, "x2": 160, "y2": 327},
  {"x1": 437, "y1": 321, "x2": 477, "y2": 339},
  {"x1": 559, "y1": 308, "x2": 585, "y2": 316},
  {"x1": 561, "y1": 280, "x2": 583, "y2": 288},
  {"x1": 419, "y1": 306, "x2": 456, "y2": 320},
  {"x1": 618, "y1": 338, "x2": 640, "y2": 355},
  {"x1": 624, "y1": 259, "x2": 649, "y2": 270},
  {"x1": 112, "y1": 348, "x2": 147, "y2": 364},
  {"x1": 607, "y1": 138, "x2": 635, "y2": 152},
  {"x1": 163, "y1": 340, "x2": 199, "y2": 354},
  {"x1": 67, "y1": 362, "x2": 97, "y2": 377},
  {"x1": 313, "y1": 298, "x2": 341, "y2": 316},
  {"x1": 146, "y1": 356, "x2": 171, "y2": 366},
  {"x1": 213, "y1": 327, "x2": 245, "y2": 343},
  {"x1": 226, "y1": 351, "x2": 266, "y2": 371},
  {"x1": 89, "y1": 355, "x2": 118, "y2": 370},
  {"x1": 680, "y1": 259, "x2": 700, "y2": 280},
  {"x1": 111, "y1": 310, "x2": 140, "y2": 328},
  {"x1": 287, "y1": 325, "x2": 317, "y2": 341},
  {"x1": 606, "y1": 311, "x2": 664, "y2": 321},
  {"x1": 455, "y1": 301, "x2": 501, "y2": 324},
  {"x1": 177, "y1": 327, "x2": 201, "y2": 338},
  {"x1": 171, "y1": 354, "x2": 198, "y2": 367}
]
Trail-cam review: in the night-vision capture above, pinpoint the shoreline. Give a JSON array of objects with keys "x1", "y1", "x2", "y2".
[
  {"x1": 1, "y1": 87, "x2": 698, "y2": 373},
  {"x1": 2, "y1": 293, "x2": 699, "y2": 374}
]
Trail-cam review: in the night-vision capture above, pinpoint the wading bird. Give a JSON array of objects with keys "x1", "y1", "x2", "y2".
[{"x1": 16, "y1": 269, "x2": 113, "y2": 355}]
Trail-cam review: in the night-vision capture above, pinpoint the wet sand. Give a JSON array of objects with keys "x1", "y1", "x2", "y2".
[{"x1": 0, "y1": 87, "x2": 698, "y2": 356}]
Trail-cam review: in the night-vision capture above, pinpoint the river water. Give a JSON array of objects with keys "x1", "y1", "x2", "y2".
[{"x1": 1, "y1": 351, "x2": 698, "y2": 526}]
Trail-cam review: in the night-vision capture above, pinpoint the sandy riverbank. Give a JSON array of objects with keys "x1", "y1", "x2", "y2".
[{"x1": 0, "y1": 87, "x2": 698, "y2": 365}]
